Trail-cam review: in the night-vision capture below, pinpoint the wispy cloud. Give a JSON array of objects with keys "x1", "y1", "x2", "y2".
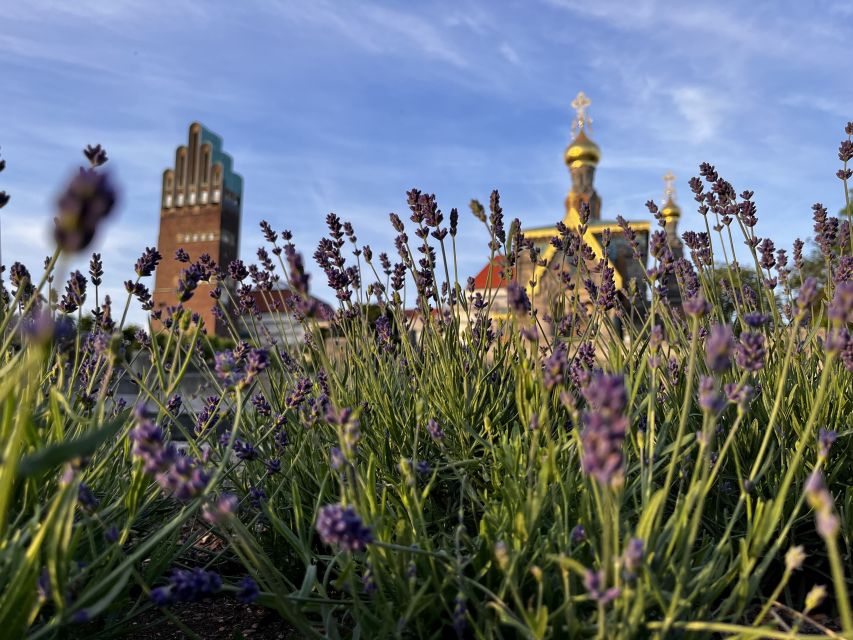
[
  {"x1": 669, "y1": 86, "x2": 727, "y2": 144},
  {"x1": 781, "y1": 94, "x2": 851, "y2": 120},
  {"x1": 499, "y1": 42, "x2": 521, "y2": 66},
  {"x1": 268, "y1": 0, "x2": 471, "y2": 69}
]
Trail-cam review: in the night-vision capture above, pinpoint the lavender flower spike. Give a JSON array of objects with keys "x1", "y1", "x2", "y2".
[
  {"x1": 579, "y1": 373, "x2": 628, "y2": 489},
  {"x1": 315, "y1": 503, "x2": 373, "y2": 551},
  {"x1": 583, "y1": 569, "x2": 620, "y2": 605},
  {"x1": 705, "y1": 324, "x2": 733, "y2": 373}
]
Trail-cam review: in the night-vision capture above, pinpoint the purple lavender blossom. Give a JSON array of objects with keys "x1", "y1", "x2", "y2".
[
  {"x1": 621, "y1": 538, "x2": 644, "y2": 579},
  {"x1": 135, "y1": 246, "x2": 162, "y2": 277},
  {"x1": 233, "y1": 439, "x2": 258, "y2": 461},
  {"x1": 583, "y1": 569, "x2": 620, "y2": 605},
  {"x1": 375, "y1": 315, "x2": 393, "y2": 350},
  {"x1": 130, "y1": 406, "x2": 209, "y2": 501},
  {"x1": 243, "y1": 348, "x2": 269, "y2": 385},
  {"x1": 83, "y1": 144, "x2": 108, "y2": 167},
  {"x1": 797, "y1": 277, "x2": 819, "y2": 311},
  {"x1": 214, "y1": 350, "x2": 237, "y2": 383},
  {"x1": 129, "y1": 408, "x2": 171, "y2": 473},
  {"x1": 452, "y1": 593, "x2": 467, "y2": 637},
  {"x1": 77, "y1": 483, "x2": 100, "y2": 511},
  {"x1": 237, "y1": 576, "x2": 260, "y2": 604},
  {"x1": 758, "y1": 238, "x2": 776, "y2": 271},
  {"x1": 835, "y1": 251, "x2": 853, "y2": 282},
  {"x1": 252, "y1": 393, "x2": 272, "y2": 417},
  {"x1": 579, "y1": 373, "x2": 628, "y2": 488},
  {"x1": 70, "y1": 610, "x2": 89, "y2": 624},
  {"x1": 248, "y1": 486, "x2": 266, "y2": 508},
  {"x1": 327, "y1": 406, "x2": 360, "y2": 458},
  {"x1": 705, "y1": 324, "x2": 734, "y2": 373},
  {"x1": 684, "y1": 293, "x2": 710, "y2": 317},
  {"x1": 828, "y1": 281, "x2": 853, "y2": 324},
  {"x1": 9, "y1": 262, "x2": 31, "y2": 291},
  {"x1": 58, "y1": 270, "x2": 87, "y2": 313},
  {"x1": 260, "y1": 219, "x2": 277, "y2": 244},
  {"x1": 818, "y1": 429, "x2": 837, "y2": 459},
  {"x1": 361, "y1": 562, "x2": 377, "y2": 597},
  {"x1": 177, "y1": 264, "x2": 203, "y2": 302},
  {"x1": 581, "y1": 372, "x2": 627, "y2": 414},
  {"x1": 166, "y1": 395, "x2": 182, "y2": 414},
  {"x1": 744, "y1": 313, "x2": 770, "y2": 328},
  {"x1": 273, "y1": 428, "x2": 289, "y2": 451},
  {"x1": 506, "y1": 281, "x2": 531, "y2": 315},
  {"x1": 542, "y1": 343, "x2": 569, "y2": 391},
  {"x1": 735, "y1": 332, "x2": 766, "y2": 372},
  {"x1": 649, "y1": 229, "x2": 668, "y2": 260},
  {"x1": 725, "y1": 382, "x2": 754, "y2": 407},
  {"x1": 597, "y1": 265, "x2": 617, "y2": 310},
  {"x1": 151, "y1": 568, "x2": 221, "y2": 606},
  {"x1": 156, "y1": 455, "x2": 210, "y2": 501},
  {"x1": 228, "y1": 259, "x2": 249, "y2": 281},
  {"x1": 813, "y1": 204, "x2": 838, "y2": 256},
  {"x1": 54, "y1": 168, "x2": 117, "y2": 253},
  {"x1": 426, "y1": 419, "x2": 445, "y2": 441},
  {"x1": 285, "y1": 378, "x2": 312, "y2": 409},
  {"x1": 698, "y1": 376, "x2": 725, "y2": 413},
  {"x1": 37, "y1": 568, "x2": 51, "y2": 600},
  {"x1": 315, "y1": 503, "x2": 373, "y2": 551},
  {"x1": 202, "y1": 493, "x2": 239, "y2": 525},
  {"x1": 89, "y1": 253, "x2": 103, "y2": 286},
  {"x1": 649, "y1": 325, "x2": 663, "y2": 351},
  {"x1": 330, "y1": 446, "x2": 346, "y2": 470},
  {"x1": 571, "y1": 524, "x2": 586, "y2": 543}
]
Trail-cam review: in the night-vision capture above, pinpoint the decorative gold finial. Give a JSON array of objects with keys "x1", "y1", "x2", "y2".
[
  {"x1": 571, "y1": 91, "x2": 592, "y2": 135},
  {"x1": 663, "y1": 171, "x2": 676, "y2": 201},
  {"x1": 661, "y1": 171, "x2": 681, "y2": 221}
]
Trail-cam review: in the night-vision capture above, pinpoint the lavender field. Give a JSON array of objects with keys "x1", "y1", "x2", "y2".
[{"x1": 0, "y1": 124, "x2": 851, "y2": 639}]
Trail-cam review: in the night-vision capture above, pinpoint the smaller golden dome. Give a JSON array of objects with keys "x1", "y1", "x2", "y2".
[
  {"x1": 565, "y1": 129, "x2": 601, "y2": 168},
  {"x1": 661, "y1": 196, "x2": 681, "y2": 220}
]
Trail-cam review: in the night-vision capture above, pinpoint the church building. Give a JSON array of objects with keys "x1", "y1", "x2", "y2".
[{"x1": 469, "y1": 92, "x2": 683, "y2": 331}]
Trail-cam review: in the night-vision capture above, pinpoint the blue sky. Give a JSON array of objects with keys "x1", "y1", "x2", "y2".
[{"x1": 1, "y1": 0, "x2": 851, "y2": 325}]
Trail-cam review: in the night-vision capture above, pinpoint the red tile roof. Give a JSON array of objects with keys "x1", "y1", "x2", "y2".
[{"x1": 471, "y1": 255, "x2": 509, "y2": 290}]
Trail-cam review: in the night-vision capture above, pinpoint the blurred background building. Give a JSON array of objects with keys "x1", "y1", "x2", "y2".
[{"x1": 468, "y1": 92, "x2": 684, "y2": 335}]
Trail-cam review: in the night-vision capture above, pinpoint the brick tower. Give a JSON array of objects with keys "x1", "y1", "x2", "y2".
[{"x1": 153, "y1": 122, "x2": 243, "y2": 335}]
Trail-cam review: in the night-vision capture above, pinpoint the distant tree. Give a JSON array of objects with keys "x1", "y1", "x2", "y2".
[
  {"x1": 705, "y1": 262, "x2": 770, "y2": 323},
  {"x1": 793, "y1": 240, "x2": 831, "y2": 289}
]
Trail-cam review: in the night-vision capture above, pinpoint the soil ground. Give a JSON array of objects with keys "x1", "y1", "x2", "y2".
[{"x1": 120, "y1": 596, "x2": 298, "y2": 640}]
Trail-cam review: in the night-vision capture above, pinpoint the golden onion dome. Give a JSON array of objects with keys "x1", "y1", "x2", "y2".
[
  {"x1": 565, "y1": 129, "x2": 601, "y2": 168},
  {"x1": 661, "y1": 196, "x2": 681, "y2": 220}
]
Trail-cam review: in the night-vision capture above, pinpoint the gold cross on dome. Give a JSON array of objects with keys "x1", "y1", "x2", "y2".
[
  {"x1": 663, "y1": 171, "x2": 676, "y2": 201},
  {"x1": 571, "y1": 91, "x2": 592, "y2": 133}
]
